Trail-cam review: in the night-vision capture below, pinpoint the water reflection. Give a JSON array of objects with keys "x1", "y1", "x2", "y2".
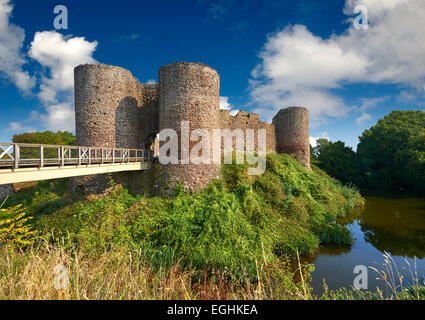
[
  {"x1": 356, "y1": 196, "x2": 425, "y2": 259},
  {"x1": 306, "y1": 193, "x2": 425, "y2": 295}
]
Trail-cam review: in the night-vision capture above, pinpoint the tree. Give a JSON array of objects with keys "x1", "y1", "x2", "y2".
[
  {"x1": 12, "y1": 131, "x2": 76, "y2": 159},
  {"x1": 357, "y1": 110, "x2": 425, "y2": 192},
  {"x1": 314, "y1": 139, "x2": 360, "y2": 185},
  {"x1": 12, "y1": 131, "x2": 75, "y2": 146}
]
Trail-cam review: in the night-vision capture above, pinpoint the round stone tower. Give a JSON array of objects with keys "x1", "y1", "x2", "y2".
[
  {"x1": 73, "y1": 64, "x2": 144, "y2": 193},
  {"x1": 74, "y1": 64, "x2": 143, "y2": 149},
  {"x1": 272, "y1": 107, "x2": 311, "y2": 170},
  {"x1": 158, "y1": 62, "x2": 221, "y2": 192}
]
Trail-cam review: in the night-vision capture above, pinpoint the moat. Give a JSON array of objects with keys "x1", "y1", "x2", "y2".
[{"x1": 306, "y1": 191, "x2": 425, "y2": 296}]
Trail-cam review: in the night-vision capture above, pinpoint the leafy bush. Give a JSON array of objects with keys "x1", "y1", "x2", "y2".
[{"x1": 0, "y1": 205, "x2": 38, "y2": 247}]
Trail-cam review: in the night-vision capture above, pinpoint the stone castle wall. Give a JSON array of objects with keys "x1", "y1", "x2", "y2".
[
  {"x1": 72, "y1": 62, "x2": 311, "y2": 193},
  {"x1": 220, "y1": 110, "x2": 276, "y2": 153},
  {"x1": 139, "y1": 83, "x2": 160, "y2": 149},
  {"x1": 75, "y1": 64, "x2": 144, "y2": 149}
]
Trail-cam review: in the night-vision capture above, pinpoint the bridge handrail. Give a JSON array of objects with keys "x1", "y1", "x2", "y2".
[{"x1": 0, "y1": 142, "x2": 151, "y2": 169}]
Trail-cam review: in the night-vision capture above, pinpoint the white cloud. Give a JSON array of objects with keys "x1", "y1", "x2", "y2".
[
  {"x1": 219, "y1": 96, "x2": 232, "y2": 110},
  {"x1": 358, "y1": 96, "x2": 389, "y2": 111},
  {"x1": 310, "y1": 132, "x2": 331, "y2": 147},
  {"x1": 6, "y1": 110, "x2": 39, "y2": 133},
  {"x1": 8, "y1": 121, "x2": 35, "y2": 133},
  {"x1": 250, "y1": 0, "x2": 425, "y2": 126},
  {"x1": 6, "y1": 30, "x2": 98, "y2": 134},
  {"x1": 29, "y1": 31, "x2": 98, "y2": 104},
  {"x1": 145, "y1": 79, "x2": 157, "y2": 84},
  {"x1": 0, "y1": 0, "x2": 35, "y2": 92},
  {"x1": 39, "y1": 103, "x2": 75, "y2": 131},
  {"x1": 356, "y1": 112, "x2": 373, "y2": 124},
  {"x1": 24, "y1": 31, "x2": 98, "y2": 131},
  {"x1": 1, "y1": 1, "x2": 99, "y2": 135},
  {"x1": 220, "y1": 96, "x2": 241, "y2": 117}
]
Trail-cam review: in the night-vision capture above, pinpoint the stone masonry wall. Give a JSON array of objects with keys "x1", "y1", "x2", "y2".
[
  {"x1": 158, "y1": 62, "x2": 221, "y2": 192},
  {"x1": 75, "y1": 64, "x2": 144, "y2": 149},
  {"x1": 73, "y1": 64, "x2": 152, "y2": 194},
  {"x1": 72, "y1": 62, "x2": 311, "y2": 194},
  {"x1": 272, "y1": 107, "x2": 311, "y2": 170},
  {"x1": 139, "y1": 83, "x2": 160, "y2": 149},
  {"x1": 219, "y1": 110, "x2": 276, "y2": 153}
]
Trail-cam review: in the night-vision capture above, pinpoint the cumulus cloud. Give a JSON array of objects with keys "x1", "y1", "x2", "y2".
[
  {"x1": 220, "y1": 96, "x2": 240, "y2": 116},
  {"x1": 250, "y1": 0, "x2": 425, "y2": 125},
  {"x1": 29, "y1": 31, "x2": 98, "y2": 104},
  {"x1": 0, "y1": 0, "x2": 35, "y2": 92},
  {"x1": 5, "y1": 29, "x2": 98, "y2": 134},
  {"x1": 39, "y1": 103, "x2": 75, "y2": 131},
  {"x1": 26, "y1": 31, "x2": 98, "y2": 131},
  {"x1": 219, "y1": 96, "x2": 232, "y2": 110}
]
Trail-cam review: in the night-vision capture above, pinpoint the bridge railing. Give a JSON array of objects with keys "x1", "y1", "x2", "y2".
[{"x1": 0, "y1": 143, "x2": 151, "y2": 169}]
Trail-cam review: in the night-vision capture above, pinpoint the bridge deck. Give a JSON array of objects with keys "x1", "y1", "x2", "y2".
[{"x1": 0, "y1": 143, "x2": 151, "y2": 185}]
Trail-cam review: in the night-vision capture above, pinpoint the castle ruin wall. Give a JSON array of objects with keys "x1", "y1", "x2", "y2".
[{"x1": 219, "y1": 110, "x2": 276, "y2": 153}]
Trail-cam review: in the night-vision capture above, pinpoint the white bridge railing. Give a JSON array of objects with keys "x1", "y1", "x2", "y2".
[{"x1": 0, "y1": 143, "x2": 152, "y2": 170}]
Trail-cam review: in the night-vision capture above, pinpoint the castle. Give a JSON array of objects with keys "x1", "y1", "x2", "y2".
[{"x1": 74, "y1": 62, "x2": 311, "y2": 192}]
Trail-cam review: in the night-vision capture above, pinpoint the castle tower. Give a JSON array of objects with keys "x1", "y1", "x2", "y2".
[
  {"x1": 272, "y1": 107, "x2": 311, "y2": 170},
  {"x1": 74, "y1": 64, "x2": 144, "y2": 149},
  {"x1": 73, "y1": 64, "x2": 148, "y2": 193},
  {"x1": 158, "y1": 62, "x2": 221, "y2": 192}
]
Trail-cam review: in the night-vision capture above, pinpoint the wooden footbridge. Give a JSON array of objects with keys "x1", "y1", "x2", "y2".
[{"x1": 0, "y1": 143, "x2": 151, "y2": 185}]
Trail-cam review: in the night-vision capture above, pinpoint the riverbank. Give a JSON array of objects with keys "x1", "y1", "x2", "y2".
[{"x1": 1, "y1": 154, "x2": 364, "y2": 299}]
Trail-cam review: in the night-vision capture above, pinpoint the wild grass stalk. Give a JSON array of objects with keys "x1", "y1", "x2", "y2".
[{"x1": 369, "y1": 252, "x2": 425, "y2": 300}]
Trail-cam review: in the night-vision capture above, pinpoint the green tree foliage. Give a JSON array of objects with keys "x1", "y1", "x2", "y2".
[
  {"x1": 357, "y1": 111, "x2": 425, "y2": 192},
  {"x1": 13, "y1": 131, "x2": 75, "y2": 146},
  {"x1": 313, "y1": 139, "x2": 361, "y2": 185},
  {"x1": 12, "y1": 131, "x2": 76, "y2": 159}
]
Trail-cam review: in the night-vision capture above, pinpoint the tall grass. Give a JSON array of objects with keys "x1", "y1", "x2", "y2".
[
  {"x1": 0, "y1": 240, "x2": 312, "y2": 300},
  {"x1": 0, "y1": 153, "x2": 365, "y2": 300}
]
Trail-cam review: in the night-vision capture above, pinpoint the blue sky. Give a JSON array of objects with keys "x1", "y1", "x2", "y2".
[{"x1": 0, "y1": 0, "x2": 424, "y2": 149}]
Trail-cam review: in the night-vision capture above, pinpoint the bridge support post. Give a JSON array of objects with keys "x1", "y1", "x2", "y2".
[
  {"x1": 61, "y1": 146, "x2": 65, "y2": 167},
  {"x1": 13, "y1": 144, "x2": 19, "y2": 169},
  {"x1": 39, "y1": 145, "x2": 44, "y2": 168}
]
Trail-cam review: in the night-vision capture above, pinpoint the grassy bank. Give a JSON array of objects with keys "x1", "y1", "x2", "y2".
[{"x1": 1, "y1": 154, "x2": 364, "y2": 299}]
